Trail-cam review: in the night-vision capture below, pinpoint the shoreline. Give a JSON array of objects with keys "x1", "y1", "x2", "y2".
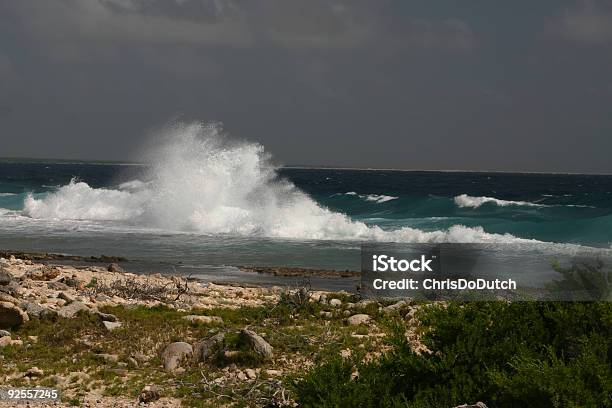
[
  {"x1": 0, "y1": 251, "x2": 411, "y2": 407},
  {"x1": 1, "y1": 251, "x2": 608, "y2": 407},
  {"x1": 0, "y1": 249, "x2": 360, "y2": 280}
]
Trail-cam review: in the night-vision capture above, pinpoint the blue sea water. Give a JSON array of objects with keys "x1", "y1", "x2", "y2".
[{"x1": 0, "y1": 158, "x2": 611, "y2": 275}]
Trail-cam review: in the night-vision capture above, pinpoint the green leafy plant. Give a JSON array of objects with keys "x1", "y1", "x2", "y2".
[{"x1": 292, "y1": 302, "x2": 612, "y2": 408}]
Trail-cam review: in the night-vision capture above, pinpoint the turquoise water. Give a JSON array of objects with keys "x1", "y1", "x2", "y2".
[{"x1": 0, "y1": 160, "x2": 611, "y2": 272}]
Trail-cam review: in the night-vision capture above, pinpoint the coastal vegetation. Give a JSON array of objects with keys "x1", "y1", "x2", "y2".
[
  {"x1": 294, "y1": 301, "x2": 612, "y2": 408},
  {"x1": 1, "y1": 255, "x2": 611, "y2": 407}
]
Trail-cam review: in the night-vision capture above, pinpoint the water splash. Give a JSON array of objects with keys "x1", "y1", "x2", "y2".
[{"x1": 21, "y1": 121, "x2": 571, "y2": 245}]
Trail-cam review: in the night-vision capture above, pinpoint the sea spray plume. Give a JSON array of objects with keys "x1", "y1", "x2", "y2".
[
  {"x1": 21, "y1": 121, "x2": 573, "y2": 245},
  {"x1": 141, "y1": 121, "x2": 289, "y2": 233},
  {"x1": 141, "y1": 122, "x2": 388, "y2": 238}
]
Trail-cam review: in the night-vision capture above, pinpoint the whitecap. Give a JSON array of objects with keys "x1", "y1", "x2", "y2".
[
  {"x1": 16, "y1": 121, "x2": 601, "y2": 250},
  {"x1": 454, "y1": 194, "x2": 545, "y2": 208}
]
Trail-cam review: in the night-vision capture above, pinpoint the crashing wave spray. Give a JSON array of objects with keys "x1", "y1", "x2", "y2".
[
  {"x1": 23, "y1": 121, "x2": 555, "y2": 244},
  {"x1": 454, "y1": 194, "x2": 545, "y2": 208}
]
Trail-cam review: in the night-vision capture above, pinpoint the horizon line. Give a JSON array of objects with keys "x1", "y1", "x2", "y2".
[{"x1": 0, "y1": 156, "x2": 611, "y2": 176}]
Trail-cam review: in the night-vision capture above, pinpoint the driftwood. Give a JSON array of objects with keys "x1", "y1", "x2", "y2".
[{"x1": 85, "y1": 274, "x2": 190, "y2": 303}]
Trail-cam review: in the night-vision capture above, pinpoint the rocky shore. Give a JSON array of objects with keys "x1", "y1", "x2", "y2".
[
  {"x1": 238, "y1": 266, "x2": 360, "y2": 278},
  {"x1": 0, "y1": 253, "x2": 431, "y2": 407}
]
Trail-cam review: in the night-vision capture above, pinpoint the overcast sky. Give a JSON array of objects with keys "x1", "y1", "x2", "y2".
[{"x1": 1, "y1": 0, "x2": 611, "y2": 173}]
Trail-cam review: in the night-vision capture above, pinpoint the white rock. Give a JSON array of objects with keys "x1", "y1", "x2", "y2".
[
  {"x1": 383, "y1": 300, "x2": 407, "y2": 314},
  {"x1": 161, "y1": 342, "x2": 193, "y2": 372},
  {"x1": 0, "y1": 336, "x2": 12, "y2": 348},
  {"x1": 25, "y1": 367, "x2": 43, "y2": 377},
  {"x1": 245, "y1": 368, "x2": 257, "y2": 379},
  {"x1": 329, "y1": 299, "x2": 342, "y2": 307},
  {"x1": 347, "y1": 314, "x2": 371, "y2": 326},
  {"x1": 103, "y1": 321, "x2": 122, "y2": 332},
  {"x1": 239, "y1": 329, "x2": 273, "y2": 358}
]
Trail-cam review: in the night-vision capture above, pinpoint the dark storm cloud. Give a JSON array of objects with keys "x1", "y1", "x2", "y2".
[
  {"x1": 0, "y1": 0, "x2": 611, "y2": 173},
  {"x1": 548, "y1": 0, "x2": 612, "y2": 44}
]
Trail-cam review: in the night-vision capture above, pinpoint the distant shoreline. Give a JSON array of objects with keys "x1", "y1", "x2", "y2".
[
  {"x1": 1, "y1": 157, "x2": 611, "y2": 176},
  {"x1": 0, "y1": 249, "x2": 360, "y2": 281}
]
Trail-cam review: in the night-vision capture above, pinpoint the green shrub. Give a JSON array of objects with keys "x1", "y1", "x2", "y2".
[
  {"x1": 292, "y1": 302, "x2": 612, "y2": 408},
  {"x1": 548, "y1": 260, "x2": 612, "y2": 301}
]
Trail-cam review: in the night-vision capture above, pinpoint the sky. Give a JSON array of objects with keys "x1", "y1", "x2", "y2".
[{"x1": 0, "y1": 0, "x2": 611, "y2": 173}]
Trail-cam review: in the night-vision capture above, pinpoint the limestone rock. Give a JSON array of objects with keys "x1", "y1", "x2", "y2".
[
  {"x1": 107, "y1": 263, "x2": 124, "y2": 273},
  {"x1": 405, "y1": 307, "x2": 418, "y2": 323},
  {"x1": 245, "y1": 368, "x2": 257, "y2": 379},
  {"x1": 102, "y1": 321, "x2": 122, "y2": 331},
  {"x1": 383, "y1": 300, "x2": 407, "y2": 314},
  {"x1": 132, "y1": 352, "x2": 149, "y2": 364},
  {"x1": 47, "y1": 281, "x2": 70, "y2": 291},
  {"x1": 0, "y1": 281, "x2": 20, "y2": 297},
  {"x1": 329, "y1": 298, "x2": 342, "y2": 307},
  {"x1": 60, "y1": 275, "x2": 85, "y2": 290},
  {"x1": 25, "y1": 367, "x2": 44, "y2": 377},
  {"x1": 96, "y1": 312, "x2": 118, "y2": 322},
  {"x1": 94, "y1": 294, "x2": 112, "y2": 302},
  {"x1": 21, "y1": 302, "x2": 45, "y2": 318},
  {"x1": 57, "y1": 301, "x2": 90, "y2": 318},
  {"x1": 0, "y1": 268, "x2": 12, "y2": 286},
  {"x1": 347, "y1": 314, "x2": 371, "y2": 326},
  {"x1": 0, "y1": 293, "x2": 18, "y2": 304},
  {"x1": 161, "y1": 342, "x2": 193, "y2": 372},
  {"x1": 0, "y1": 336, "x2": 11, "y2": 348},
  {"x1": 193, "y1": 332, "x2": 225, "y2": 362},
  {"x1": 58, "y1": 291, "x2": 74, "y2": 303},
  {"x1": 0, "y1": 301, "x2": 29, "y2": 329},
  {"x1": 26, "y1": 266, "x2": 60, "y2": 281},
  {"x1": 239, "y1": 329, "x2": 273, "y2": 359},
  {"x1": 139, "y1": 385, "x2": 161, "y2": 403}
]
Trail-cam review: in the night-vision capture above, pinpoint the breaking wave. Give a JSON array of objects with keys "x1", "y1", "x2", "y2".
[
  {"x1": 18, "y1": 121, "x2": 586, "y2": 246},
  {"x1": 454, "y1": 194, "x2": 545, "y2": 208},
  {"x1": 343, "y1": 192, "x2": 398, "y2": 203}
]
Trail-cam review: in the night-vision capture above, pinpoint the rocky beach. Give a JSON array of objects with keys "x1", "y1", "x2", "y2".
[
  {"x1": 0, "y1": 252, "x2": 427, "y2": 407},
  {"x1": 2, "y1": 251, "x2": 609, "y2": 408}
]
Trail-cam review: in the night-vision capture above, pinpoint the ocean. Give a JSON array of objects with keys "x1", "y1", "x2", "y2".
[{"x1": 0, "y1": 124, "x2": 611, "y2": 279}]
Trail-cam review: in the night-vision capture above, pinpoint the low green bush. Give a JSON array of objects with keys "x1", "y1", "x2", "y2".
[{"x1": 292, "y1": 302, "x2": 612, "y2": 408}]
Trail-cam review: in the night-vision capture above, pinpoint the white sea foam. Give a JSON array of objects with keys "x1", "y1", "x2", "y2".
[
  {"x1": 16, "y1": 121, "x2": 587, "y2": 246},
  {"x1": 454, "y1": 194, "x2": 545, "y2": 208},
  {"x1": 0, "y1": 193, "x2": 17, "y2": 197},
  {"x1": 454, "y1": 194, "x2": 595, "y2": 209},
  {"x1": 364, "y1": 194, "x2": 397, "y2": 203},
  {"x1": 24, "y1": 181, "x2": 150, "y2": 221},
  {"x1": 343, "y1": 192, "x2": 398, "y2": 203},
  {"x1": 118, "y1": 180, "x2": 150, "y2": 191}
]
